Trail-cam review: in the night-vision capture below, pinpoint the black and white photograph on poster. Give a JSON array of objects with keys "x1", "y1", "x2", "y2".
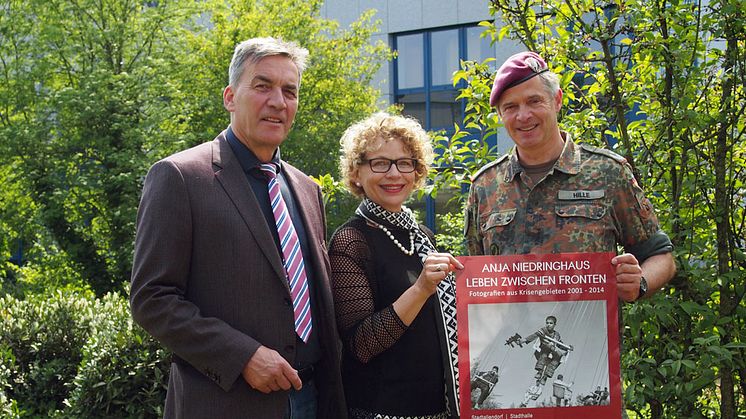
[{"x1": 467, "y1": 300, "x2": 610, "y2": 410}]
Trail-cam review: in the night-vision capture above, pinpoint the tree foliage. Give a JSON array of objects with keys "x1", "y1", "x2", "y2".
[
  {"x1": 433, "y1": 0, "x2": 745, "y2": 416},
  {"x1": 0, "y1": 0, "x2": 389, "y2": 296}
]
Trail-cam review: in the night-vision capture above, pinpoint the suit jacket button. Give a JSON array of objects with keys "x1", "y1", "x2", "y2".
[{"x1": 284, "y1": 297, "x2": 292, "y2": 306}]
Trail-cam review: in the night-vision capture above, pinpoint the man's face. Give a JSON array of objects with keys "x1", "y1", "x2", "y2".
[
  {"x1": 223, "y1": 55, "x2": 299, "y2": 161},
  {"x1": 497, "y1": 76, "x2": 562, "y2": 159}
]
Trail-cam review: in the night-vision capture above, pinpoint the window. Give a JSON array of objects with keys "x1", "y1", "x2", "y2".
[{"x1": 393, "y1": 24, "x2": 494, "y2": 133}]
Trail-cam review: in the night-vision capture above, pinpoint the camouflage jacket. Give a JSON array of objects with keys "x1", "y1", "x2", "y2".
[{"x1": 465, "y1": 134, "x2": 673, "y2": 259}]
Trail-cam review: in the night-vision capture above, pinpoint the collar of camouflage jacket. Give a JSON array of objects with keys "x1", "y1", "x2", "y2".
[{"x1": 505, "y1": 131, "x2": 581, "y2": 182}]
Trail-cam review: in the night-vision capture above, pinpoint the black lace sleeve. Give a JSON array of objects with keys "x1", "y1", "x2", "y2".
[{"x1": 328, "y1": 225, "x2": 408, "y2": 364}]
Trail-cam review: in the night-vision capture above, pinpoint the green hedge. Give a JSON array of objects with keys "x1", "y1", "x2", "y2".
[{"x1": 0, "y1": 291, "x2": 169, "y2": 418}]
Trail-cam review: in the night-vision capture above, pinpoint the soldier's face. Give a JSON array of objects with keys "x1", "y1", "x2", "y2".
[
  {"x1": 546, "y1": 318, "x2": 556, "y2": 331},
  {"x1": 353, "y1": 137, "x2": 416, "y2": 212},
  {"x1": 497, "y1": 76, "x2": 562, "y2": 159}
]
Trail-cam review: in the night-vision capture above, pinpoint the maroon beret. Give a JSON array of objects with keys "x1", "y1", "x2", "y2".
[{"x1": 489, "y1": 51, "x2": 549, "y2": 107}]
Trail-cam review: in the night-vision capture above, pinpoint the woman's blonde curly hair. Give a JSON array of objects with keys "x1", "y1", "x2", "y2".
[{"x1": 339, "y1": 112, "x2": 434, "y2": 198}]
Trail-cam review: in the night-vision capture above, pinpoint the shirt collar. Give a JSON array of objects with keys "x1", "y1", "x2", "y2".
[
  {"x1": 504, "y1": 131, "x2": 580, "y2": 182},
  {"x1": 225, "y1": 126, "x2": 282, "y2": 173}
]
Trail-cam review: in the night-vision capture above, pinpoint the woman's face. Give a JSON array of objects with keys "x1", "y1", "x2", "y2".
[{"x1": 352, "y1": 137, "x2": 417, "y2": 212}]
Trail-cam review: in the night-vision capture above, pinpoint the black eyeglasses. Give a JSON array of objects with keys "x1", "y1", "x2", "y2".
[{"x1": 362, "y1": 158, "x2": 418, "y2": 173}]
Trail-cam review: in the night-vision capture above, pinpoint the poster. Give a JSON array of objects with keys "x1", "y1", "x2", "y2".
[{"x1": 456, "y1": 252, "x2": 621, "y2": 419}]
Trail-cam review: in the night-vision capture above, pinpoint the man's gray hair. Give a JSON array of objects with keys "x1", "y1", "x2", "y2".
[
  {"x1": 228, "y1": 37, "x2": 309, "y2": 88},
  {"x1": 538, "y1": 70, "x2": 561, "y2": 99}
]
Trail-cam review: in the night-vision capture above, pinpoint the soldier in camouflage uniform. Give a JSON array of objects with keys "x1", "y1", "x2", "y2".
[
  {"x1": 466, "y1": 52, "x2": 676, "y2": 410},
  {"x1": 465, "y1": 51, "x2": 676, "y2": 305}
]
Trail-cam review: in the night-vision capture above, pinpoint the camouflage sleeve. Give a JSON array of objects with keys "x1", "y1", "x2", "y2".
[
  {"x1": 464, "y1": 182, "x2": 484, "y2": 255},
  {"x1": 612, "y1": 162, "x2": 673, "y2": 262}
]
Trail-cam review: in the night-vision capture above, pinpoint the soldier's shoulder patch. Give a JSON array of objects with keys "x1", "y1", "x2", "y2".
[
  {"x1": 580, "y1": 143, "x2": 627, "y2": 164},
  {"x1": 471, "y1": 154, "x2": 509, "y2": 182}
]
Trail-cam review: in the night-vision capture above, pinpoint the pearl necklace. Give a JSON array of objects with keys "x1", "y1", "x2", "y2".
[{"x1": 359, "y1": 214, "x2": 415, "y2": 256}]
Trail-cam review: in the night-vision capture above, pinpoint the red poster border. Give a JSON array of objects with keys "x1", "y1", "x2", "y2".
[{"x1": 456, "y1": 252, "x2": 621, "y2": 419}]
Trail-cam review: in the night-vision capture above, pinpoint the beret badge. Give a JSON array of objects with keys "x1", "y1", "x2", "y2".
[{"x1": 526, "y1": 56, "x2": 544, "y2": 73}]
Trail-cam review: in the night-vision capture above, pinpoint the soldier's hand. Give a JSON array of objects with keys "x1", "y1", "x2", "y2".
[{"x1": 611, "y1": 253, "x2": 642, "y2": 302}]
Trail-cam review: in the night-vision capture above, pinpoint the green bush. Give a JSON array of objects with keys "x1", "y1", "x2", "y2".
[
  {"x1": 63, "y1": 293, "x2": 168, "y2": 418},
  {"x1": 0, "y1": 291, "x2": 169, "y2": 418},
  {"x1": 0, "y1": 351, "x2": 22, "y2": 418},
  {"x1": 0, "y1": 291, "x2": 91, "y2": 417}
]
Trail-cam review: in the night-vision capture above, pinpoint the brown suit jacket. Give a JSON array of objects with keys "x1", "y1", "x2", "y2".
[{"x1": 130, "y1": 131, "x2": 346, "y2": 418}]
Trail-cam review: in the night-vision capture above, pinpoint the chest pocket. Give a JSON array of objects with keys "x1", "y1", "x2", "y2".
[
  {"x1": 477, "y1": 210, "x2": 516, "y2": 255},
  {"x1": 480, "y1": 209, "x2": 517, "y2": 232},
  {"x1": 555, "y1": 203, "x2": 606, "y2": 220}
]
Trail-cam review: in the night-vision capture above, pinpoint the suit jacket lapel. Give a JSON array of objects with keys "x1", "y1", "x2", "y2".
[{"x1": 211, "y1": 133, "x2": 288, "y2": 286}]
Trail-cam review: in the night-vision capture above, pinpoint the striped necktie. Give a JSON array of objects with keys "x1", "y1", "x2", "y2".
[{"x1": 259, "y1": 163, "x2": 313, "y2": 342}]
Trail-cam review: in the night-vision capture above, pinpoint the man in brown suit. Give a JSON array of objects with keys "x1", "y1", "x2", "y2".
[{"x1": 130, "y1": 37, "x2": 346, "y2": 418}]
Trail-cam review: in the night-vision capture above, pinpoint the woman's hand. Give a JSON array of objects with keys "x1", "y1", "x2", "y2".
[
  {"x1": 414, "y1": 253, "x2": 464, "y2": 296},
  {"x1": 393, "y1": 252, "x2": 464, "y2": 326}
]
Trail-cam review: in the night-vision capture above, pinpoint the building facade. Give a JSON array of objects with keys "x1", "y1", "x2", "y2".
[{"x1": 321, "y1": 0, "x2": 522, "y2": 229}]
